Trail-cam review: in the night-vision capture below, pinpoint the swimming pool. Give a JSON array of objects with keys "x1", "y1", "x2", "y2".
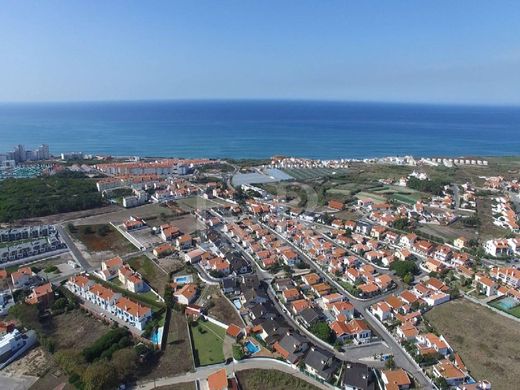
[
  {"x1": 245, "y1": 340, "x2": 261, "y2": 355},
  {"x1": 173, "y1": 275, "x2": 193, "y2": 284},
  {"x1": 233, "y1": 299, "x2": 242, "y2": 309},
  {"x1": 494, "y1": 296, "x2": 519, "y2": 310}
]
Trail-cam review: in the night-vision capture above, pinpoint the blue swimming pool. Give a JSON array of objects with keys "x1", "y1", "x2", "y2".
[
  {"x1": 494, "y1": 296, "x2": 519, "y2": 310},
  {"x1": 173, "y1": 275, "x2": 193, "y2": 284},
  {"x1": 151, "y1": 330, "x2": 160, "y2": 345},
  {"x1": 233, "y1": 299, "x2": 242, "y2": 309},
  {"x1": 245, "y1": 340, "x2": 261, "y2": 355}
]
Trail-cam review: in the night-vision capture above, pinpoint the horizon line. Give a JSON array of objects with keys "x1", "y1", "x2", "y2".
[{"x1": 0, "y1": 97, "x2": 519, "y2": 109}]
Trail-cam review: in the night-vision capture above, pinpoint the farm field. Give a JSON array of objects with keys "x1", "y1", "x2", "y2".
[
  {"x1": 189, "y1": 319, "x2": 226, "y2": 366},
  {"x1": 424, "y1": 299, "x2": 520, "y2": 389}
]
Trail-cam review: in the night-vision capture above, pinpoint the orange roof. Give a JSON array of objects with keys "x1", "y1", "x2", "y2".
[
  {"x1": 174, "y1": 283, "x2": 198, "y2": 300},
  {"x1": 226, "y1": 324, "x2": 242, "y2": 338},
  {"x1": 31, "y1": 283, "x2": 53, "y2": 298},
  {"x1": 330, "y1": 320, "x2": 350, "y2": 336},
  {"x1": 11, "y1": 267, "x2": 32, "y2": 281},
  {"x1": 154, "y1": 243, "x2": 173, "y2": 254},
  {"x1": 302, "y1": 272, "x2": 320, "y2": 285},
  {"x1": 104, "y1": 256, "x2": 123, "y2": 269},
  {"x1": 282, "y1": 288, "x2": 300, "y2": 300},
  {"x1": 115, "y1": 296, "x2": 151, "y2": 318},
  {"x1": 70, "y1": 274, "x2": 91, "y2": 288},
  {"x1": 383, "y1": 369, "x2": 411, "y2": 387},
  {"x1": 291, "y1": 299, "x2": 310, "y2": 313},
  {"x1": 0, "y1": 269, "x2": 7, "y2": 279},
  {"x1": 385, "y1": 295, "x2": 404, "y2": 309},
  {"x1": 90, "y1": 283, "x2": 117, "y2": 301},
  {"x1": 358, "y1": 282, "x2": 379, "y2": 294}
]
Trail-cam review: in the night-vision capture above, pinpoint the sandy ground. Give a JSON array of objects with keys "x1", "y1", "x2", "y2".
[{"x1": 3, "y1": 347, "x2": 53, "y2": 378}]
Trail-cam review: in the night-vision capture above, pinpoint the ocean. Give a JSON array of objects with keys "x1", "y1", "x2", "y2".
[{"x1": 0, "y1": 100, "x2": 519, "y2": 159}]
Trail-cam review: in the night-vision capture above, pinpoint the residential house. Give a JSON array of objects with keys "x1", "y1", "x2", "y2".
[
  {"x1": 273, "y1": 332, "x2": 309, "y2": 364},
  {"x1": 341, "y1": 362, "x2": 376, "y2": 390},
  {"x1": 10, "y1": 267, "x2": 32, "y2": 289},
  {"x1": 381, "y1": 369, "x2": 411, "y2": 390},
  {"x1": 100, "y1": 256, "x2": 124, "y2": 281},
  {"x1": 304, "y1": 347, "x2": 339, "y2": 381},
  {"x1": 174, "y1": 283, "x2": 198, "y2": 305},
  {"x1": 433, "y1": 359, "x2": 467, "y2": 387},
  {"x1": 25, "y1": 283, "x2": 54, "y2": 306}
]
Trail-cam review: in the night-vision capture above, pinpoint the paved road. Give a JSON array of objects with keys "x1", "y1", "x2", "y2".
[
  {"x1": 56, "y1": 225, "x2": 92, "y2": 271},
  {"x1": 0, "y1": 374, "x2": 38, "y2": 390},
  {"x1": 134, "y1": 358, "x2": 332, "y2": 390},
  {"x1": 452, "y1": 184, "x2": 461, "y2": 210}
]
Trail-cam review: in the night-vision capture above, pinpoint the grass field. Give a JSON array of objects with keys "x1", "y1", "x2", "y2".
[
  {"x1": 127, "y1": 255, "x2": 169, "y2": 294},
  {"x1": 424, "y1": 299, "x2": 520, "y2": 389},
  {"x1": 71, "y1": 224, "x2": 136, "y2": 255},
  {"x1": 236, "y1": 369, "x2": 320, "y2": 390},
  {"x1": 390, "y1": 192, "x2": 422, "y2": 205},
  {"x1": 189, "y1": 320, "x2": 226, "y2": 366},
  {"x1": 355, "y1": 191, "x2": 387, "y2": 202}
]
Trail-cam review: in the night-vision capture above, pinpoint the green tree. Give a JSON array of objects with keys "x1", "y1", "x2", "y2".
[
  {"x1": 390, "y1": 261, "x2": 418, "y2": 278},
  {"x1": 232, "y1": 344, "x2": 245, "y2": 360},
  {"x1": 82, "y1": 360, "x2": 118, "y2": 390},
  {"x1": 403, "y1": 273, "x2": 414, "y2": 285},
  {"x1": 111, "y1": 348, "x2": 138, "y2": 380},
  {"x1": 309, "y1": 321, "x2": 334, "y2": 343},
  {"x1": 393, "y1": 218, "x2": 410, "y2": 231},
  {"x1": 385, "y1": 357, "x2": 396, "y2": 369},
  {"x1": 163, "y1": 284, "x2": 174, "y2": 308}
]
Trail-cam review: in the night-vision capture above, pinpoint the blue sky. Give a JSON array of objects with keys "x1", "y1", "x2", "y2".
[{"x1": 0, "y1": 1, "x2": 519, "y2": 104}]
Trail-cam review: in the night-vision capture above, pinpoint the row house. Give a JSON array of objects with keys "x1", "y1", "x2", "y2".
[
  {"x1": 490, "y1": 266, "x2": 520, "y2": 288},
  {"x1": 67, "y1": 276, "x2": 152, "y2": 331}
]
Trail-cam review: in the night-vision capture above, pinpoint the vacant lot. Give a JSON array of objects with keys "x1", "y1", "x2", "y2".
[
  {"x1": 140, "y1": 311, "x2": 193, "y2": 380},
  {"x1": 236, "y1": 369, "x2": 320, "y2": 390},
  {"x1": 71, "y1": 202, "x2": 181, "y2": 226},
  {"x1": 208, "y1": 290, "x2": 244, "y2": 326},
  {"x1": 176, "y1": 196, "x2": 227, "y2": 211},
  {"x1": 70, "y1": 224, "x2": 136, "y2": 255},
  {"x1": 189, "y1": 320, "x2": 225, "y2": 366},
  {"x1": 128, "y1": 255, "x2": 169, "y2": 294},
  {"x1": 425, "y1": 299, "x2": 520, "y2": 389},
  {"x1": 477, "y1": 196, "x2": 510, "y2": 240}
]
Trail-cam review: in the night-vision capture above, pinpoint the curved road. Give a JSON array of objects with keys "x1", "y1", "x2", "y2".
[{"x1": 134, "y1": 358, "x2": 332, "y2": 390}]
